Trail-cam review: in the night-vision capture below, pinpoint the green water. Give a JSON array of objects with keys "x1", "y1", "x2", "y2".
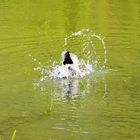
[{"x1": 0, "y1": 0, "x2": 140, "y2": 140}]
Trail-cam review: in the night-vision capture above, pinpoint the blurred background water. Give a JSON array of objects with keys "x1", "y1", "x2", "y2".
[{"x1": 0, "y1": 0, "x2": 140, "y2": 139}]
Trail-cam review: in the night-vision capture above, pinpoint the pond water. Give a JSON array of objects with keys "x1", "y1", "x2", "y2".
[{"x1": 0, "y1": 0, "x2": 140, "y2": 140}]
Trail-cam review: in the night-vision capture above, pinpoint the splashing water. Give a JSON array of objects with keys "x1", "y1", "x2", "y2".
[
  {"x1": 32, "y1": 28, "x2": 107, "y2": 80},
  {"x1": 64, "y1": 28, "x2": 107, "y2": 69},
  {"x1": 49, "y1": 51, "x2": 93, "y2": 79},
  {"x1": 30, "y1": 29, "x2": 108, "y2": 100}
]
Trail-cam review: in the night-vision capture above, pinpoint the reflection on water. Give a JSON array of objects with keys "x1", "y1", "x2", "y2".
[
  {"x1": 34, "y1": 70, "x2": 108, "y2": 104},
  {"x1": 32, "y1": 71, "x2": 109, "y2": 139},
  {"x1": 58, "y1": 79, "x2": 80, "y2": 100}
]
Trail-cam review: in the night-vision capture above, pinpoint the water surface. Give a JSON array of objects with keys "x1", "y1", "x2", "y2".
[{"x1": 0, "y1": 0, "x2": 140, "y2": 140}]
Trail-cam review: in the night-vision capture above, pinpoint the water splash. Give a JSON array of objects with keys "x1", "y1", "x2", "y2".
[
  {"x1": 64, "y1": 28, "x2": 107, "y2": 69},
  {"x1": 30, "y1": 29, "x2": 109, "y2": 102},
  {"x1": 32, "y1": 28, "x2": 107, "y2": 80},
  {"x1": 48, "y1": 51, "x2": 94, "y2": 79}
]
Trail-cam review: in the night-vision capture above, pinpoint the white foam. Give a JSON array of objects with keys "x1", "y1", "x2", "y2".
[{"x1": 49, "y1": 52, "x2": 94, "y2": 79}]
